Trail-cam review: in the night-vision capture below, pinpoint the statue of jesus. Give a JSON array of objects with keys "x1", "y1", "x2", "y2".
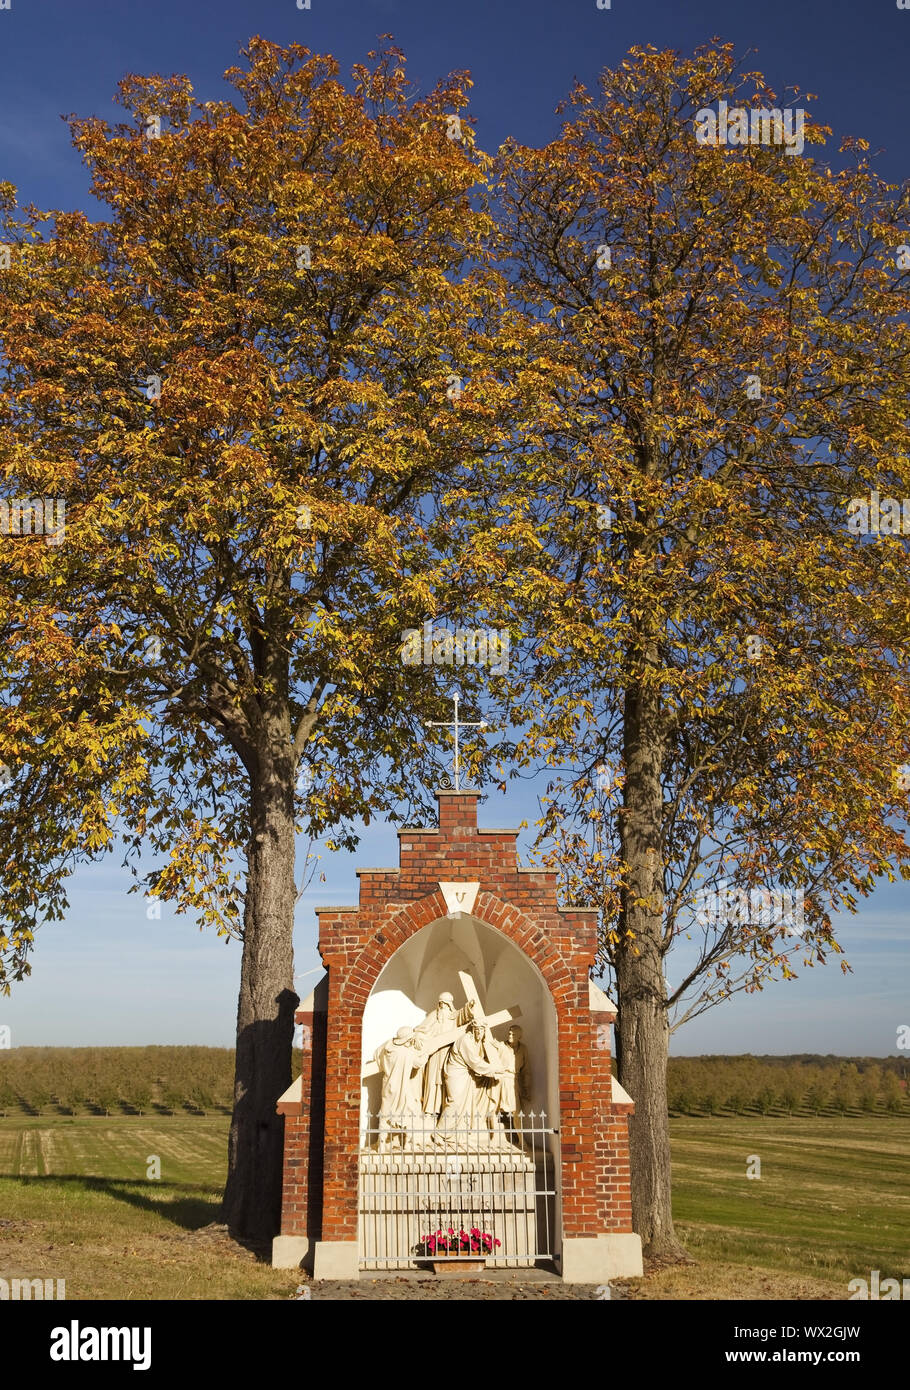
[
  {"x1": 412, "y1": 990, "x2": 474, "y2": 1118},
  {"x1": 436, "y1": 1020, "x2": 503, "y2": 1131}
]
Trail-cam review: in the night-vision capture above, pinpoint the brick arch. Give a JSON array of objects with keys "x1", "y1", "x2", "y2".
[{"x1": 344, "y1": 887, "x2": 580, "y2": 1020}]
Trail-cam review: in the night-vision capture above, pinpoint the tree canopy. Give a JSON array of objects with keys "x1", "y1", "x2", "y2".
[
  {"x1": 482, "y1": 42, "x2": 910, "y2": 1250},
  {"x1": 1, "y1": 37, "x2": 907, "y2": 1251}
]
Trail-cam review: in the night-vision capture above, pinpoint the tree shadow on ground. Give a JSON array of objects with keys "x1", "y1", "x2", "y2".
[
  {"x1": 11, "y1": 1173, "x2": 217, "y2": 1231},
  {"x1": 7, "y1": 1174, "x2": 273, "y2": 1260}
]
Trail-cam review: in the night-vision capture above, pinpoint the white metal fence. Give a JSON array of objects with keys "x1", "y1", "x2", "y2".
[{"x1": 358, "y1": 1111, "x2": 558, "y2": 1269}]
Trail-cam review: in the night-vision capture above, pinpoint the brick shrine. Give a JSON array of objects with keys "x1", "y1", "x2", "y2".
[{"x1": 271, "y1": 789, "x2": 643, "y2": 1282}]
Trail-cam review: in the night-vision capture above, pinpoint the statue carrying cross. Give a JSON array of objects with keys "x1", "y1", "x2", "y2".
[
  {"x1": 363, "y1": 974, "x2": 522, "y2": 1128},
  {"x1": 435, "y1": 973, "x2": 526, "y2": 1136}
]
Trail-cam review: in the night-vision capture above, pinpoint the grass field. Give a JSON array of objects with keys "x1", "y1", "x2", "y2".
[
  {"x1": 0, "y1": 1114, "x2": 906, "y2": 1299},
  {"x1": 670, "y1": 1117, "x2": 910, "y2": 1295},
  {"x1": 0, "y1": 1116, "x2": 293, "y2": 1300}
]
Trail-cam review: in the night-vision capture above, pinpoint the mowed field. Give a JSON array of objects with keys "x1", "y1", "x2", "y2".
[
  {"x1": 0, "y1": 1114, "x2": 907, "y2": 1300},
  {"x1": 0, "y1": 1116, "x2": 292, "y2": 1300},
  {"x1": 667, "y1": 1117, "x2": 910, "y2": 1298}
]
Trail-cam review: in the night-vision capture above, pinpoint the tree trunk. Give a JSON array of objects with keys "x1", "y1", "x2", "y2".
[
  {"x1": 221, "y1": 719, "x2": 298, "y2": 1242},
  {"x1": 615, "y1": 679, "x2": 689, "y2": 1261}
]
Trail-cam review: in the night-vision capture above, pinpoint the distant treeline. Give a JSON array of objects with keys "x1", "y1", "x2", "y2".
[
  {"x1": 666, "y1": 1055, "x2": 908, "y2": 1117},
  {"x1": 0, "y1": 1046, "x2": 300, "y2": 1117},
  {"x1": 0, "y1": 1046, "x2": 906, "y2": 1118}
]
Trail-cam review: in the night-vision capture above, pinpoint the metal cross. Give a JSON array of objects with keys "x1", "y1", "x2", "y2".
[{"x1": 424, "y1": 693, "x2": 488, "y2": 792}]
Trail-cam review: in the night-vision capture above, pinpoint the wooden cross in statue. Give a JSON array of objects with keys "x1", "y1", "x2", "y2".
[
  {"x1": 361, "y1": 973, "x2": 521, "y2": 1079},
  {"x1": 456, "y1": 971, "x2": 520, "y2": 1034}
]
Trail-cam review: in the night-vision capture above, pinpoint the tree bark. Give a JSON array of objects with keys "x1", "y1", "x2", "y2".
[
  {"x1": 615, "y1": 679, "x2": 689, "y2": 1261},
  {"x1": 221, "y1": 712, "x2": 298, "y2": 1242}
]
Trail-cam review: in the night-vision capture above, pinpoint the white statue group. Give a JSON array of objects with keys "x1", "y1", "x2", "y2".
[{"x1": 371, "y1": 989, "x2": 532, "y2": 1151}]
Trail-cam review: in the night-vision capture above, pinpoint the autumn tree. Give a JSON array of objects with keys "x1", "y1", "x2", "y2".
[
  {"x1": 881, "y1": 1070, "x2": 904, "y2": 1113},
  {"x1": 489, "y1": 43, "x2": 910, "y2": 1256},
  {"x1": 0, "y1": 38, "x2": 507, "y2": 1238},
  {"x1": 780, "y1": 1065, "x2": 804, "y2": 1116}
]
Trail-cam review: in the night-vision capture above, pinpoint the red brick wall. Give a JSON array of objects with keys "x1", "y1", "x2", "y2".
[
  {"x1": 278, "y1": 1007, "x2": 326, "y2": 1240},
  {"x1": 277, "y1": 790, "x2": 635, "y2": 1249}
]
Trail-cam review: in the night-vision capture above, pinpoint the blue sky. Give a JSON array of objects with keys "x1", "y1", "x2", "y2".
[{"x1": 1, "y1": 0, "x2": 908, "y2": 1054}]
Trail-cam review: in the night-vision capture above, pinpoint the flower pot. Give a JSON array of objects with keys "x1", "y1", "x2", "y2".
[{"x1": 431, "y1": 1258, "x2": 486, "y2": 1276}]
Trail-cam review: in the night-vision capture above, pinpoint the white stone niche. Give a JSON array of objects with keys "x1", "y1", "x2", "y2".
[
  {"x1": 358, "y1": 911, "x2": 561, "y2": 1270},
  {"x1": 360, "y1": 911, "x2": 559, "y2": 1129}
]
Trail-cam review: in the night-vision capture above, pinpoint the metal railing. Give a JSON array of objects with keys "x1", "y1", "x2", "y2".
[{"x1": 358, "y1": 1111, "x2": 557, "y2": 1269}]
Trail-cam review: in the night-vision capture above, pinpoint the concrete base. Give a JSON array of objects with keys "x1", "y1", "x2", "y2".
[
  {"x1": 561, "y1": 1234, "x2": 643, "y2": 1284},
  {"x1": 271, "y1": 1235, "x2": 313, "y2": 1270},
  {"x1": 313, "y1": 1240, "x2": 361, "y2": 1281}
]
